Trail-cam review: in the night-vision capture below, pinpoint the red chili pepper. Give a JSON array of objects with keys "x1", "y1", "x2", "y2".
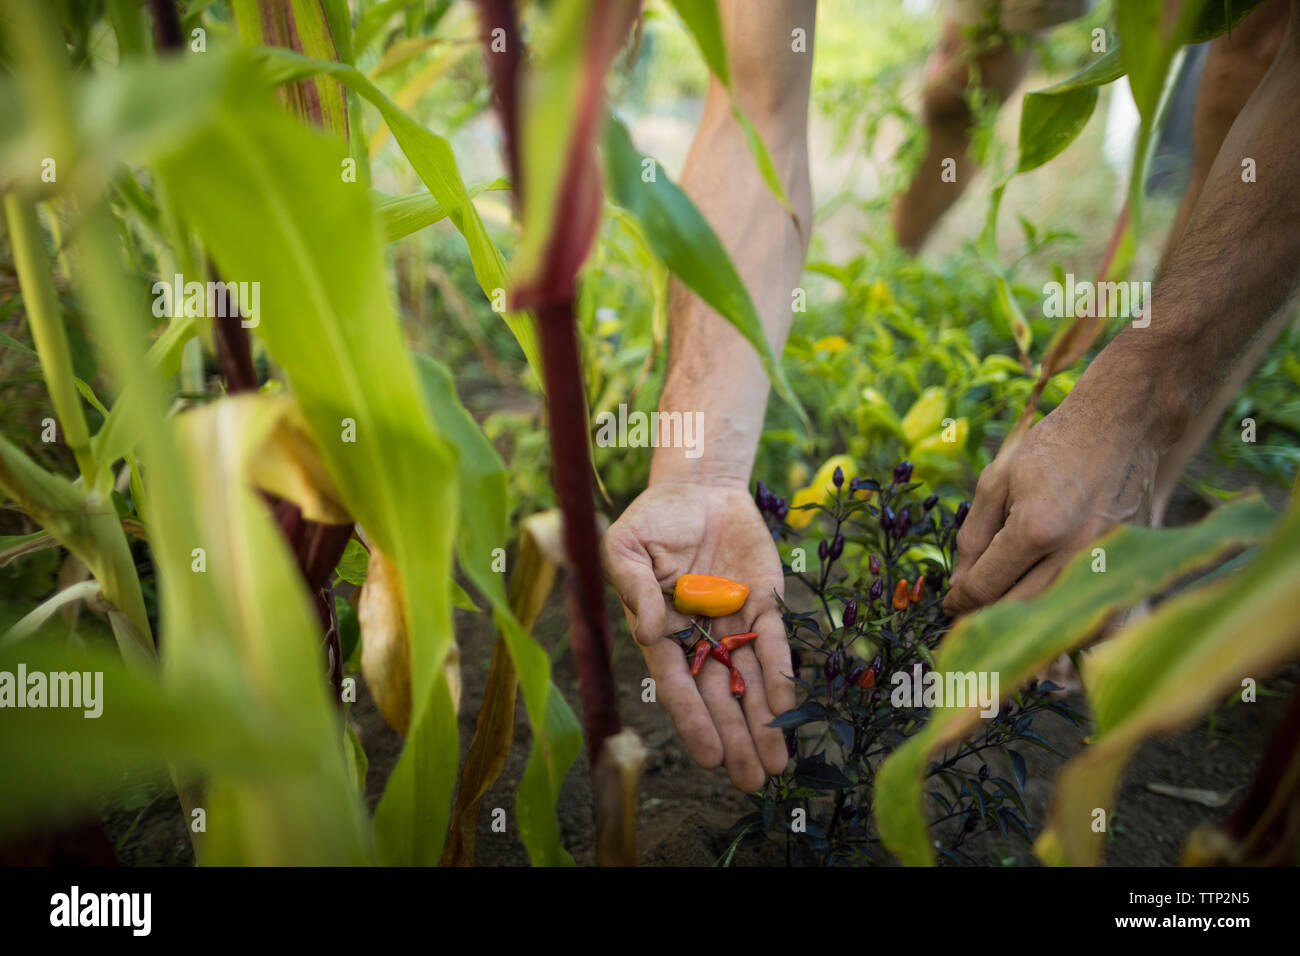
[
  {"x1": 910, "y1": 576, "x2": 924, "y2": 604},
  {"x1": 858, "y1": 668, "x2": 875, "y2": 690},
  {"x1": 719, "y1": 631, "x2": 757, "y2": 652},
  {"x1": 730, "y1": 666, "x2": 746, "y2": 699},
  {"x1": 710, "y1": 643, "x2": 733, "y2": 668},
  {"x1": 892, "y1": 579, "x2": 910, "y2": 611},
  {"x1": 690, "y1": 640, "x2": 710, "y2": 676}
]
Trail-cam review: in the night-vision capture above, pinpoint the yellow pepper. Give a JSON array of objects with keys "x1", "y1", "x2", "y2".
[
  {"x1": 900, "y1": 388, "x2": 948, "y2": 447},
  {"x1": 673, "y1": 574, "x2": 749, "y2": 617},
  {"x1": 788, "y1": 454, "x2": 867, "y2": 529}
]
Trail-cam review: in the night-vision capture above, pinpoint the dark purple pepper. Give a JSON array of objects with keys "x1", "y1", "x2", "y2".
[
  {"x1": 842, "y1": 803, "x2": 858, "y2": 820},
  {"x1": 755, "y1": 480, "x2": 772, "y2": 513},
  {"x1": 823, "y1": 651, "x2": 840, "y2": 681},
  {"x1": 954, "y1": 499, "x2": 971, "y2": 528},
  {"x1": 775, "y1": 497, "x2": 788, "y2": 521},
  {"x1": 923, "y1": 493, "x2": 939, "y2": 510},
  {"x1": 881, "y1": 505, "x2": 896, "y2": 533},
  {"x1": 893, "y1": 460, "x2": 913, "y2": 483},
  {"x1": 871, "y1": 653, "x2": 883, "y2": 675},
  {"x1": 818, "y1": 539, "x2": 829, "y2": 561},
  {"x1": 869, "y1": 578, "x2": 884, "y2": 601},
  {"x1": 842, "y1": 598, "x2": 858, "y2": 628},
  {"x1": 832, "y1": 465, "x2": 844, "y2": 488},
  {"x1": 868, "y1": 552, "x2": 881, "y2": 575},
  {"x1": 829, "y1": 533, "x2": 844, "y2": 560},
  {"x1": 846, "y1": 663, "x2": 865, "y2": 686},
  {"x1": 979, "y1": 764, "x2": 990, "y2": 779},
  {"x1": 786, "y1": 732, "x2": 798, "y2": 758}
]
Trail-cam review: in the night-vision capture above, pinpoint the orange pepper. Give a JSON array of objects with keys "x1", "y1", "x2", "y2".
[
  {"x1": 673, "y1": 574, "x2": 749, "y2": 617},
  {"x1": 892, "y1": 579, "x2": 910, "y2": 611},
  {"x1": 910, "y1": 577, "x2": 925, "y2": 604}
]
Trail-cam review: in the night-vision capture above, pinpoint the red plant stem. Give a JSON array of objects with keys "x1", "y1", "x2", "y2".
[
  {"x1": 147, "y1": 0, "x2": 184, "y2": 50},
  {"x1": 536, "y1": 300, "x2": 620, "y2": 760},
  {"x1": 1219, "y1": 678, "x2": 1300, "y2": 849},
  {"x1": 475, "y1": 0, "x2": 523, "y2": 201},
  {"x1": 1096, "y1": 202, "x2": 1130, "y2": 284}
]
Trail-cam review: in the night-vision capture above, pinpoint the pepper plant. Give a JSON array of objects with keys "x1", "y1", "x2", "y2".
[{"x1": 728, "y1": 463, "x2": 1078, "y2": 865}]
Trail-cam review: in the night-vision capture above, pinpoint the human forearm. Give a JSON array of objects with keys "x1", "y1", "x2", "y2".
[
  {"x1": 652, "y1": 0, "x2": 815, "y2": 487},
  {"x1": 1078, "y1": 16, "x2": 1300, "y2": 449}
]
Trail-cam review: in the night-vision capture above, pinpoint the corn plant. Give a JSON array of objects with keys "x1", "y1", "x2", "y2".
[{"x1": 0, "y1": 0, "x2": 802, "y2": 866}]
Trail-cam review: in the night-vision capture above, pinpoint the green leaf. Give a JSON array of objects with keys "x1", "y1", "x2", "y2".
[
  {"x1": 1016, "y1": 85, "x2": 1098, "y2": 174},
  {"x1": 667, "y1": 0, "x2": 728, "y2": 87},
  {"x1": 873, "y1": 495, "x2": 1278, "y2": 866},
  {"x1": 373, "y1": 179, "x2": 511, "y2": 243},
  {"x1": 1039, "y1": 502, "x2": 1300, "y2": 866},
  {"x1": 602, "y1": 114, "x2": 807, "y2": 427},
  {"x1": 413, "y1": 355, "x2": 582, "y2": 865},
  {"x1": 252, "y1": 46, "x2": 542, "y2": 379},
  {"x1": 732, "y1": 105, "x2": 793, "y2": 214},
  {"x1": 1118, "y1": 0, "x2": 1166, "y2": 123},
  {"x1": 0, "y1": 640, "x2": 320, "y2": 843},
  {"x1": 335, "y1": 538, "x2": 369, "y2": 586},
  {"x1": 149, "y1": 61, "x2": 453, "y2": 864}
]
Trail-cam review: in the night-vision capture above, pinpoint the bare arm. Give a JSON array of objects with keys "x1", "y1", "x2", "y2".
[
  {"x1": 945, "y1": 3, "x2": 1300, "y2": 615},
  {"x1": 652, "y1": 1, "x2": 816, "y2": 488},
  {"x1": 602, "y1": 0, "x2": 815, "y2": 791}
]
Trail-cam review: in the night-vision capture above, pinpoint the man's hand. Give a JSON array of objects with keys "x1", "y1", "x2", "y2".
[
  {"x1": 942, "y1": 395, "x2": 1160, "y2": 616},
  {"x1": 601, "y1": 480, "x2": 793, "y2": 791}
]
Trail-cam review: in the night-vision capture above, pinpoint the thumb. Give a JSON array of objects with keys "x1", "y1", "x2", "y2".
[{"x1": 601, "y1": 534, "x2": 668, "y2": 646}]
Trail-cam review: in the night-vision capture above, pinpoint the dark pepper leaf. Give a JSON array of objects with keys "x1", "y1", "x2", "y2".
[
  {"x1": 768, "y1": 699, "x2": 829, "y2": 729},
  {"x1": 1008, "y1": 749, "x2": 1027, "y2": 790}
]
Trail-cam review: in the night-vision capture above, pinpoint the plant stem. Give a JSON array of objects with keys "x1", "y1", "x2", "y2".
[{"x1": 4, "y1": 192, "x2": 96, "y2": 484}]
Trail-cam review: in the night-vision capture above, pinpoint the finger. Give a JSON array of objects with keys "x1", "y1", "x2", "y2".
[
  {"x1": 697, "y1": 654, "x2": 765, "y2": 792},
  {"x1": 753, "y1": 608, "x2": 796, "y2": 725},
  {"x1": 601, "y1": 536, "x2": 669, "y2": 646},
  {"x1": 943, "y1": 511, "x2": 1053, "y2": 616},
  {"x1": 1001, "y1": 550, "x2": 1072, "y2": 604},
  {"x1": 950, "y1": 467, "x2": 1008, "y2": 583},
  {"x1": 642, "y1": 638, "x2": 724, "y2": 768},
  {"x1": 730, "y1": 639, "x2": 789, "y2": 776}
]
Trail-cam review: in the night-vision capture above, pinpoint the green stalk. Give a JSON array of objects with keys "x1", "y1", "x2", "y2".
[{"x1": 4, "y1": 192, "x2": 97, "y2": 484}]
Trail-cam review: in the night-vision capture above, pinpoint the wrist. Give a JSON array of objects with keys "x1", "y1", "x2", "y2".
[{"x1": 1065, "y1": 339, "x2": 1189, "y2": 453}]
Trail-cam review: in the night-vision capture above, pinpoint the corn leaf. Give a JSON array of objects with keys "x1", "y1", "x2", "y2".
[
  {"x1": 150, "y1": 64, "x2": 463, "y2": 864},
  {"x1": 1037, "y1": 503, "x2": 1300, "y2": 865},
  {"x1": 250, "y1": 46, "x2": 543, "y2": 379},
  {"x1": 415, "y1": 356, "x2": 582, "y2": 866}
]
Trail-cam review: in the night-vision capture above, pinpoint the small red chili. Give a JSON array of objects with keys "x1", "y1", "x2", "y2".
[
  {"x1": 729, "y1": 666, "x2": 746, "y2": 699},
  {"x1": 719, "y1": 631, "x2": 757, "y2": 652},
  {"x1": 710, "y1": 643, "x2": 733, "y2": 668},
  {"x1": 892, "y1": 579, "x2": 910, "y2": 611},
  {"x1": 690, "y1": 639, "x2": 710, "y2": 676},
  {"x1": 910, "y1": 577, "x2": 924, "y2": 604},
  {"x1": 858, "y1": 668, "x2": 875, "y2": 690}
]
